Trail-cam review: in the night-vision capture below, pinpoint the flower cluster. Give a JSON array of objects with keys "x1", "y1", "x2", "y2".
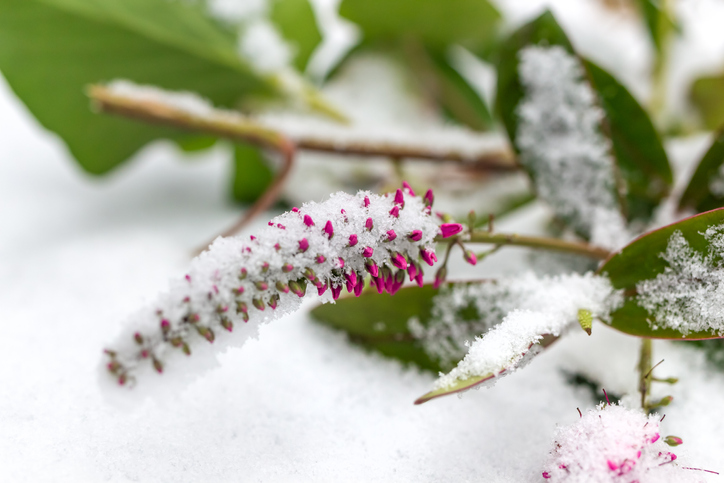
[
  {"x1": 542, "y1": 403, "x2": 701, "y2": 482},
  {"x1": 103, "y1": 184, "x2": 454, "y2": 389}
]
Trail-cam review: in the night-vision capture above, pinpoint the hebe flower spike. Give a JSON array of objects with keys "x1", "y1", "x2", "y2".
[{"x1": 103, "y1": 187, "x2": 440, "y2": 390}]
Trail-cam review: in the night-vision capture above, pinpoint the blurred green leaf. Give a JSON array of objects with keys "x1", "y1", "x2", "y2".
[
  {"x1": 679, "y1": 131, "x2": 724, "y2": 212},
  {"x1": 232, "y1": 144, "x2": 274, "y2": 203},
  {"x1": 311, "y1": 284, "x2": 444, "y2": 372},
  {"x1": 176, "y1": 136, "x2": 218, "y2": 153},
  {"x1": 339, "y1": 0, "x2": 501, "y2": 53},
  {"x1": 637, "y1": 0, "x2": 679, "y2": 54},
  {"x1": 691, "y1": 75, "x2": 724, "y2": 131},
  {"x1": 599, "y1": 208, "x2": 724, "y2": 339},
  {"x1": 0, "y1": 0, "x2": 276, "y2": 174},
  {"x1": 271, "y1": 0, "x2": 322, "y2": 72},
  {"x1": 403, "y1": 42, "x2": 493, "y2": 130},
  {"x1": 584, "y1": 60, "x2": 672, "y2": 223}
]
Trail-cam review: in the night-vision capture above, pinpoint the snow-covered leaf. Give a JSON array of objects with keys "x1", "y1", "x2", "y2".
[
  {"x1": 584, "y1": 60, "x2": 672, "y2": 224},
  {"x1": 678, "y1": 131, "x2": 724, "y2": 213},
  {"x1": 270, "y1": 0, "x2": 322, "y2": 72},
  {"x1": 339, "y1": 0, "x2": 501, "y2": 54},
  {"x1": 600, "y1": 208, "x2": 724, "y2": 339},
  {"x1": 0, "y1": 0, "x2": 276, "y2": 174}
]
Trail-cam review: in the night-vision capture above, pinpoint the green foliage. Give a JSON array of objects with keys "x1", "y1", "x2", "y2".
[
  {"x1": 339, "y1": 0, "x2": 501, "y2": 54},
  {"x1": 636, "y1": 0, "x2": 679, "y2": 54},
  {"x1": 310, "y1": 284, "x2": 444, "y2": 372},
  {"x1": 679, "y1": 131, "x2": 724, "y2": 212},
  {"x1": 599, "y1": 208, "x2": 724, "y2": 339},
  {"x1": 690, "y1": 75, "x2": 724, "y2": 130},
  {"x1": 584, "y1": 60, "x2": 672, "y2": 223},
  {"x1": 0, "y1": 0, "x2": 276, "y2": 174},
  {"x1": 232, "y1": 144, "x2": 274, "y2": 203},
  {"x1": 176, "y1": 136, "x2": 218, "y2": 153},
  {"x1": 271, "y1": 0, "x2": 322, "y2": 72}
]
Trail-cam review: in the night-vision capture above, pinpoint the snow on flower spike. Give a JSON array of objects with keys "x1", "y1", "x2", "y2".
[
  {"x1": 102, "y1": 187, "x2": 440, "y2": 393},
  {"x1": 542, "y1": 403, "x2": 702, "y2": 482}
]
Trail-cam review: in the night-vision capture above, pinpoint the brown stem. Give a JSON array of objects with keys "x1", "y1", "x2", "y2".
[
  {"x1": 449, "y1": 231, "x2": 611, "y2": 260},
  {"x1": 88, "y1": 84, "x2": 517, "y2": 170}
]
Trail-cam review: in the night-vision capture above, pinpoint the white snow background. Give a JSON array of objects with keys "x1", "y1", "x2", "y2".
[{"x1": 2, "y1": 1, "x2": 724, "y2": 481}]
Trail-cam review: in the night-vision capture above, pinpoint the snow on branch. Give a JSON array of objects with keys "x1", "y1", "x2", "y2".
[
  {"x1": 543, "y1": 403, "x2": 703, "y2": 482},
  {"x1": 103, "y1": 185, "x2": 449, "y2": 397},
  {"x1": 431, "y1": 272, "x2": 622, "y2": 391},
  {"x1": 637, "y1": 226, "x2": 724, "y2": 336},
  {"x1": 516, "y1": 46, "x2": 629, "y2": 250}
]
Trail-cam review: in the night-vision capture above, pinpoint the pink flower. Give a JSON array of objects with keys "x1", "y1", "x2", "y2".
[{"x1": 440, "y1": 223, "x2": 463, "y2": 238}]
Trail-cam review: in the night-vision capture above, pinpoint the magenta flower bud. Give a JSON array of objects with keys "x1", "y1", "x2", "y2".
[
  {"x1": 292, "y1": 207, "x2": 299, "y2": 212},
  {"x1": 433, "y1": 267, "x2": 447, "y2": 289},
  {"x1": 348, "y1": 234, "x2": 358, "y2": 247},
  {"x1": 261, "y1": 262, "x2": 270, "y2": 273},
  {"x1": 276, "y1": 281, "x2": 290, "y2": 293},
  {"x1": 282, "y1": 263, "x2": 294, "y2": 273},
  {"x1": 268, "y1": 222, "x2": 274, "y2": 226},
  {"x1": 415, "y1": 271, "x2": 424, "y2": 287},
  {"x1": 354, "y1": 277, "x2": 364, "y2": 297},
  {"x1": 337, "y1": 257, "x2": 345, "y2": 268},
  {"x1": 391, "y1": 252, "x2": 408, "y2": 270},
  {"x1": 317, "y1": 283, "x2": 328, "y2": 296},
  {"x1": 331, "y1": 284, "x2": 342, "y2": 300},
  {"x1": 277, "y1": 224, "x2": 285, "y2": 230},
  {"x1": 254, "y1": 281, "x2": 268, "y2": 291},
  {"x1": 252, "y1": 298, "x2": 265, "y2": 311},
  {"x1": 274, "y1": 243, "x2": 281, "y2": 251},
  {"x1": 664, "y1": 436, "x2": 683, "y2": 446},
  {"x1": 402, "y1": 181, "x2": 415, "y2": 196},
  {"x1": 363, "y1": 196, "x2": 370, "y2": 207},
  {"x1": 160, "y1": 319, "x2": 171, "y2": 333},
  {"x1": 394, "y1": 189, "x2": 404, "y2": 205},
  {"x1": 304, "y1": 214, "x2": 315, "y2": 227},
  {"x1": 315, "y1": 255, "x2": 326, "y2": 264},
  {"x1": 250, "y1": 235, "x2": 257, "y2": 241},
  {"x1": 440, "y1": 223, "x2": 464, "y2": 238},
  {"x1": 345, "y1": 271, "x2": 358, "y2": 291},
  {"x1": 289, "y1": 280, "x2": 306, "y2": 298},
  {"x1": 464, "y1": 250, "x2": 477, "y2": 266},
  {"x1": 390, "y1": 270, "x2": 406, "y2": 294},
  {"x1": 374, "y1": 276, "x2": 384, "y2": 294},
  {"x1": 237, "y1": 301, "x2": 248, "y2": 313},
  {"x1": 408, "y1": 230, "x2": 423, "y2": 241},
  {"x1": 324, "y1": 220, "x2": 334, "y2": 239},
  {"x1": 386, "y1": 230, "x2": 397, "y2": 241},
  {"x1": 134, "y1": 332, "x2": 144, "y2": 345},
  {"x1": 421, "y1": 248, "x2": 437, "y2": 266},
  {"x1": 423, "y1": 189, "x2": 434, "y2": 207},
  {"x1": 268, "y1": 295, "x2": 279, "y2": 310},
  {"x1": 407, "y1": 262, "x2": 417, "y2": 281},
  {"x1": 365, "y1": 218, "x2": 374, "y2": 231},
  {"x1": 233, "y1": 286, "x2": 245, "y2": 296},
  {"x1": 185, "y1": 274, "x2": 191, "y2": 282},
  {"x1": 299, "y1": 238, "x2": 309, "y2": 252},
  {"x1": 362, "y1": 246, "x2": 374, "y2": 258},
  {"x1": 365, "y1": 260, "x2": 379, "y2": 277},
  {"x1": 239, "y1": 268, "x2": 248, "y2": 280},
  {"x1": 389, "y1": 205, "x2": 400, "y2": 218}
]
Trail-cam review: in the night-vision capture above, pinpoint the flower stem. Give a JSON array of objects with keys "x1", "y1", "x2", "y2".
[
  {"x1": 638, "y1": 338, "x2": 653, "y2": 410},
  {"x1": 444, "y1": 230, "x2": 611, "y2": 260}
]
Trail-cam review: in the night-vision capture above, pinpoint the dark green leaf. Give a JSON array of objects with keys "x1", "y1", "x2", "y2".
[
  {"x1": 271, "y1": 0, "x2": 322, "y2": 72},
  {"x1": 339, "y1": 0, "x2": 501, "y2": 53},
  {"x1": 690, "y1": 75, "x2": 724, "y2": 130},
  {"x1": 175, "y1": 136, "x2": 218, "y2": 153},
  {"x1": 402, "y1": 42, "x2": 493, "y2": 131},
  {"x1": 599, "y1": 208, "x2": 724, "y2": 339},
  {"x1": 679, "y1": 131, "x2": 724, "y2": 212},
  {"x1": 0, "y1": 0, "x2": 275, "y2": 174},
  {"x1": 495, "y1": 10, "x2": 574, "y2": 149},
  {"x1": 232, "y1": 144, "x2": 274, "y2": 203},
  {"x1": 584, "y1": 60, "x2": 672, "y2": 223}
]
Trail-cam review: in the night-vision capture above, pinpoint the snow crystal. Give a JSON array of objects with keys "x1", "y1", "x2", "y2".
[
  {"x1": 543, "y1": 403, "x2": 704, "y2": 482},
  {"x1": 517, "y1": 46, "x2": 629, "y2": 250},
  {"x1": 433, "y1": 272, "x2": 622, "y2": 390},
  {"x1": 636, "y1": 226, "x2": 724, "y2": 336},
  {"x1": 103, "y1": 187, "x2": 440, "y2": 396}
]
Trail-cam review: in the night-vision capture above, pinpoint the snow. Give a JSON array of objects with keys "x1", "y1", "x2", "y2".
[
  {"x1": 543, "y1": 403, "x2": 703, "y2": 482},
  {"x1": 517, "y1": 45, "x2": 630, "y2": 251},
  {"x1": 637, "y1": 227, "x2": 724, "y2": 336},
  {"x1": 103, "y1": 187, "x2": 439, "y2": 398},
  {"x1": 432, "y1": 272, "x2": 623, "y2": 390}
]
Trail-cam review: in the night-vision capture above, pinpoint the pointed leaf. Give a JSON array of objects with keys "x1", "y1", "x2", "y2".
[
  {"x1": 599, "y1": 208, "x2": 724, "y2": 339},
  {"x1": 584, "y1": 60, "x2": 672, "y2": 223},
  {"x1": 0, "y1": 0, "x2": 276, "y2": 174},
  {"x1": 679, "y1": 130, "x2": 724, "y2": 213},
  {"x1": 271, "y1": 0, "x2": 322, "y2": 72}
]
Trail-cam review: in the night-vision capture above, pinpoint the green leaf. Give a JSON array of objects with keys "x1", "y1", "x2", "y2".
[
  {"x1": 271, "y1": 0, "x2": 322, "y2": 72},
  {"x1": 679, "y1": 131, "x2": 724, "y2": 212},
  {"x1": 636, "y1": 0, "x2": 679, "y2": 54},
  {"x1": 176, "y1": 136, "x2": 218, "y2": 153},
  {"x1": 232, "y1": 144, "x2": 274, "y2": 203},
  {"x1": 495, "y1": 10, "x2": 574, "y2": 149},
  {"x1": 691, "y1": 75, "x2": 724, "y2": 130},
  {"x1": 403, "y1": 43, "x2": 494, "y2": 131},
  {"x1": 339, "y1": 0, "x2": 501, "y2": 53},
  {"x1": 599, "y1": 208, "x2": 724, "y2": 339},
  {"x1": 584, "y1": 60, "x2": 672, "y2": 223},
  {"x1": 310, "y1": 284, "x2": 444, "y2": 372},
  {"x1": 0, "y1": 0, "x2": 276, "y2": 174}
]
